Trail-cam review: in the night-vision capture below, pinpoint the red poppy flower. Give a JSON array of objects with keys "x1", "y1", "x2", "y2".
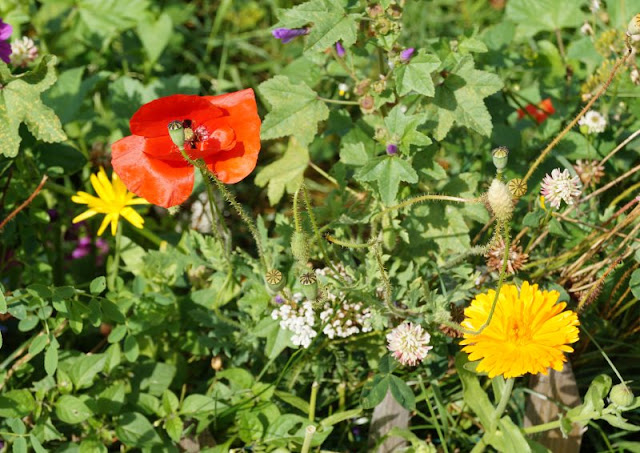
[
  {"x1": 517, "y1": 98, "x2": 555, "y2": 124},
  {"x1": 111, "y1": 89, "x2": 261, "y2": 208}
]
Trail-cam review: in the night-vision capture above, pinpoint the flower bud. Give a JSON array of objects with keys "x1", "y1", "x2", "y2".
[
  {"x1": 360, "y1": 95, "x2": 375, "y2": 114},
  {"x1": 168, "y1": 121, "x2": 185, "y2": 148},
  {"x1": 610, "y1": 383, "x2": 634, "y2": 407},
  {"x1": 627, "y1": 13, "x2": 640, "y2": 36},
  {"x1": 265, "y1": 269, "x2": 286, "y2": 293},
  {"x1": 291, "y1": 231, "x2": 309, "y2": 265},
  {"x1": 487, "y1": 179, "x2": 513, "y2": 221},
  {"x1": 299, "y1": 271, "x2": 318, "y2": 300},
  {"x1": 492, "y1": 146, "x2": 509, "y2": 171}
]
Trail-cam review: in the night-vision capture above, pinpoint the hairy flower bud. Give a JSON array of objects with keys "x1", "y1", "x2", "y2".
[
  {"x1": 487, "y1": 179, "x2": 513, "y2": 221},
  {"x1": 291, "y1": 231, "x2": 309, "y2": 265}
]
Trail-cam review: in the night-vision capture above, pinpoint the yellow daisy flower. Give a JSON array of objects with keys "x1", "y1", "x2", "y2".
[
  {"x1": 460, "y1": 281, "x2": 579, "y2": 379},
  {"x1": 72, "y1": 167, "x2": 148, "y2": 236}
]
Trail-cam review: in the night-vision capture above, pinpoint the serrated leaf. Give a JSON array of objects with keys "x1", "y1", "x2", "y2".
[
  {"x1": 357, "y1": 156, "x2": 418, "y2": 205},
  {"x1": 0, "y1": 56, "x2": 66, "y2": 157},
  {"x1": 254, "y1": 137, "x2": 309, "y2": 205},
  {"x1": 384, "y1": 105, "x2": 432, "y2": 151},
  {"x1": 259, "y1": 75, "x2": 329, "y2": 145},
  {"x1": 430, "y1": 55, "x2": 503, "y2": 140},
  {"x1": 395, "y1": 51, "x2": 441, "y2": 97},
  {"x1": 506, "y1": 0, "x2": 585, "y2": 37},
  {"x1": 276, "y1": 0, "x2": 359, "y2": 52}
]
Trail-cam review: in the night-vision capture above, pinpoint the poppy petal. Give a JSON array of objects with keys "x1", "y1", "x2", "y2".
[
  {"x1": 111, "y1": 135, "x2": 195, "y2": 208},
  {"x1": 130, "y1": 95, "x2": 224, "y2": 138},
  {"x1": 203, "y1": 89, "x2": 261, "y2": 183}
]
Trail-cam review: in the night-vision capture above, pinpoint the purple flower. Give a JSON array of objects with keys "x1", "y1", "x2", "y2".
[
  {"x1": 0, "y1": 18, "x2": 12, "y2": 64},
  {"x1": 274, "y1": 294, "x2": 285, "y2": 304},
  {"x1": 272, "y1": 27, "x2": 309, "y2": 44},
  {"x1": 400, "y1": 47, "x2": 415, "y2": 62},
  {"x1": 386, "y1": 144, "x2": 398, "y2": 155},
  {"x1": 336, "y1": 41, "x2": 345, "y2": 57}
]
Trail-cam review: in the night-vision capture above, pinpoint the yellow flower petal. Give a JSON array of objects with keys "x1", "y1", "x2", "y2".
[
  {"x1": 460, "y1": 281, "x2": 579, "y2": 379},
  {"x1": 120, "y1": 207, "x2": 144, "y2": 229},
  {"x1": 72, "y1": 209, "x2": 98, "y2": 223},
  {"x1": 97, "y1": 214, "x2": 112, "y2": 236}
]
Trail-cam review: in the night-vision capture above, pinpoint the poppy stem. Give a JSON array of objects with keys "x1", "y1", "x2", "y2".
[
  {"x1": 107, "y1": 220, "x2": 122, "y2": 291},
  {"x1": 201, "y1": 163, "x2": 269, "y2": 272}
]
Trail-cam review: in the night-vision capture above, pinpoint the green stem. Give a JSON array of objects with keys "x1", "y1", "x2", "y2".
[
  {"x1": 375, "y1": 194, "x2": 480, "y2": 219},
  {"x1": 490, "y1": 378, "x2": 514, "y2": 431},
  {"x1": 326, "y1": 234, "x2": 377, "y2": 249},
  {"x1": 293, "y1": 187, "x2": 302, "y2": 233},
  {"x1": 309, "y1": 381, "x2": 319, "y2": 421},
  {"x1": 201, "y1": 167, "x2": 233, "y2": 271},
  {"x1": 317, "y1": 96, "x2": 359, "y2": 105},
  {"x1": 580, "y1": 327, "x2": 626, "y2": 385},
  {"x1": 107, "y1": 221, "x2": 122, "y2": 291},
  {"x1": 374, "y1": 245, "x2": 408, "y2": 317},
  {"x1": 301, "y1": 425, "x2": 316, "y2": 453},
  {"x1": 469, "y1": 222, "x2": 511, "y2": 335}
]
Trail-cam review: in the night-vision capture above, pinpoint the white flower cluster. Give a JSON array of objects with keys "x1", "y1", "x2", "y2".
[
  {"x1": 541, "y1": 168, "x2": 582, "y2": 208},
  {"x1": 271, "y1": 293, "x2": 317, "y2": 348},
  {"x1": 578, "y1": 110, "x2": 607, "y2": 134},
  {"x1": 319, "y1": 299, "x2": 373, "y2": 339},
  {"x1": 190, "y1": 192, "x2": 213, "y2": 233}
]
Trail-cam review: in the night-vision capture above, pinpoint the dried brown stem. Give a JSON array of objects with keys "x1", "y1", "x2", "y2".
[{"x1": 0, "y1": 175, "x2": 48, "y2": 231}]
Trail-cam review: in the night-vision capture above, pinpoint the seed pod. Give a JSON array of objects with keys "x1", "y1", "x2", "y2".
[
  {"x1": 508, "y1": 178, "x2": 527, "y2": 198},
  {"x1": 291, "y1": 231, "x2": 309, "y2": 265},
  {"x1": 627, "y1": 13, "x2": 640, "y2": 36},
  {"x1": 491, "y1": 146, "x2": 509, "y2": 171},
  {"x1": 265, "y1": 269, "x2": 285, "y2": 293},
  {"x1": 300, "y1": 271, "x2": 318, "y2": 300},
  {"x1": 610, "y1": 383, "x2": 634, "y2": 407},
  {"x1": 167, "y1": 121, "x2": 185, "y2": 148}
]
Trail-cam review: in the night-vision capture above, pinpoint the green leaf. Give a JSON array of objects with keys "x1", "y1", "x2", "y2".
[
  {"x1": 0, "y1": 55, "x2": 66, "y2": 158},
  {"x1": 44, "y1": 341, "x2": 59, "y2": 376},
  {"x1": 276, "y1": 0, "x2": 359, "y2": 52},
  {"x1": 506, "y1": 0, "x2": 585, "y2": 37},
  {"x1": 67, "y1": 354, "x2": 106, "y2": 389},
  {"x1": 259, "y1": 75, "x2": 329, "y2": 145},
  {"x1": 55, "y1": 395, "x2": 93, "y2": 424},
  {"x1": 320, "y1": 408, "x2": 363, "y2": 428},
  {"x1": 180, "y1": 394, "x2": 225, "y2": 416},
  {"x1": 108, "y1": 324, "x2": 127, "y2": 343},
  {"x1": 124, "y1": 335, "x2": 140, "y2": 362},
  {"x1": 486, "y1": 416, "x2": 532, "y2": 452},
  {"x1": 13, "y1": 437, "x2": 27, "y2": 453},
  {"x1": 274, "y1": 390, "x2": 311, "y2": 414},
  {"x1": 357, "y1": 156, "x2": 418, "y2": 205},
  {"x1": 29, "y1": 434, "x2": 47, "y2": 453},
  {"x1": 115, "y1": 412, "x2": 162, "y2": 447},
  {"x1": 164, "y1": 415, "x2": 183, "y2": 442},
  {"x1": 90, "y1": 276, "x2": 106, "y2": 295},
  {"x1": 137, "y1": 13, "x2": 173, "y2": 63},
  {"x1": 41, "y1": 66, "x2": 96, "y2": 125},
  {"x1": 264, "y1": 414, "x2": 332, "y2": 447},
  {"x1": 0, "y1": 390, "x2": 36, "y2": 418},
  {"x1": 630, "y1": 269, "x2": 640, "y2": 299},
  {"x1": 28, "y1": 334, "x2": 48, "y2": 357},
  {"x1": 388, "y1": 375, "x2": 416, "y2": 410},
  {"x1": 384, "y1": 105, "x2": 432, "y2": 151},
  {"x1": 77, "y1": 0, "x2": 151, "y2": 39},
  {"x1": 361, "y1": 375, "x2": 390, "y2": 409},
  {"x1": 255, "y1": 137, "x2": 309, "y2": 205},
  {"x1": 455, "y1": 352, "x2": 494, "y2": 427},
  {"x1": 0, "y1": 284, "x2": 6, "y2": 313},
  {"x1": 601, "y1": 414, "x2": 640, "y2": 431},
  {"x1": 237, "y1": 411, "x2": 263, "y2": 443},
  {"x1": 395, "y1": 51, "x2": 441, "y2": 97},
  {"x1": 429, "y1": 55, "x2": 503, "y2": 140}
]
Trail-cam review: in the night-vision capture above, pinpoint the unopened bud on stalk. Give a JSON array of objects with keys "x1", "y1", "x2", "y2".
[
  {"x1": 167, "y1": 121, "x2": 185, "y2": 148},
  {"x1": 492, "y1": 146, "x2": 509, "y2": 172},
  {"x1": 291, "y1": 231, "x2": 310, "y2": 265},
  {"x1": 487, "y1": 179, "x2": 513, "y2": 221}
]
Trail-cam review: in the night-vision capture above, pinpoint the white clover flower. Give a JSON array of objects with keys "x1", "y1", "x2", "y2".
[
  {"x1": 10, "y1": 36, "x2": 38, "y2": 67},
  {"x1": 578, "y1": 110, "x2": 607, "y2": 134},
  {"x1": 386, "y1": 322, "x2": 433, "y2": 366},
  {"x1": 540, "y1": 169, "x2": 582, "y2": 208}
]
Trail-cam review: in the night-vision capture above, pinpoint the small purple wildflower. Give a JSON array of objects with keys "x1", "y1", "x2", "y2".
[
  {"x1": 400, "y1": 47, "x2": 415, "y2": 62},
  {"x1": 0, "y1": 18, "x2": 13, "y2": 64},
  {"x1": 274, "y1": 294, "x2": 285, "y2": 304},
  {"x1": 272, "y1": 27, "x2": 309, "y2": 44},
  {"x1": 336, "y1": 41, "x2": 345, "y2": 57},
  {"x1": 386, "y1": 144, "x2": 398, "y2": 155}
]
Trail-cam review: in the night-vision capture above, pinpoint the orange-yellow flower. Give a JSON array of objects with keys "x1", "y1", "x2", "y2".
[
  {"x1": 72, "y1": 167, "x2": 148, "y2": 236},
  {"x1": 460, "y1": 282, "x2": 579, "y2": 379}
]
